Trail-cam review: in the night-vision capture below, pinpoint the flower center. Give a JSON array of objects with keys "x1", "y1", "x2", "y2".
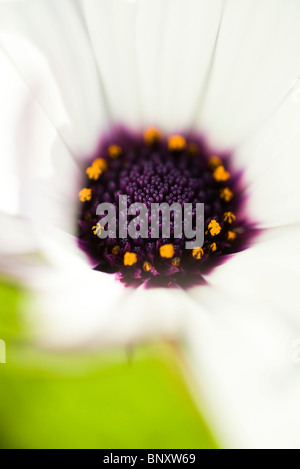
[{"x1": 77, "y1": 128, "x2": 251, "y2": 288}]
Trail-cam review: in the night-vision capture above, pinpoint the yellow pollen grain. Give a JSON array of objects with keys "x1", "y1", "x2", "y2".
[
  {"x1": 86, "y1": 165, "x2": 102, "y2": 180},
  {"x1": 208, "y1": 220, "x2": 221, "y2": 236},
  {"x1": 192, "y1": 247, "x2": 204, "y2": 260},
  {"x1": 210, "y1": 242, "x2": 217, "y2": 252},
  {"x1": 92, "y1": 222, "x2": 103, "y2": 236},
  {"x1": 171, "y1": 257, "x2": 181, "y2": 267},
  {"x1": 159, "y1": 244, "x2": 174, "y2": 259},
  {"x1": 220, "y1": 187, "x2": 233, "y2": 202},
  {"x1": 213, "y1": 165, "x2": 230, "y2": 182},
  {"x1": 93, "y1": 158, "x2": 108, "y2": 171},
  {"x1": 78, "y1": 188, "x2": 92, "y2": 202},
  {"x1": 208, "y1": 156, "x2": 222, "y2": 170},
  {"x1": 112, "y1": 245, "x2": 120, "y2": 255},
  {"x1": 223, "y1": 211, "x2": 236, "y2": 224},
  {"x1": 227, "y1": 230, "x2": 237, "y2": 241},
  {"x1": 143, "y1": 261, "x2": 152, "y2": 272},
  {"x1": 108, "y1": 145, "x2": 122, "y2": 159},
  {"x1": 168, "y1": 135, "x2": 187, "y2": 152},
  {"x1": 124, "y1": 252, "x2": 137, "y2": 266},
  {"x1": 144, "y1": 128, "x2": 162, "y2": 145}
]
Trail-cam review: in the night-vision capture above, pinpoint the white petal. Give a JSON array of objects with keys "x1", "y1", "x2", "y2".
[
  {"x1": 185, "y1": 293, "x2": 300, "y2": 448},
  {"x1": 0, "y1": 0, "x2": 107, "y2": 156},
  {"x1": 135, "y1": 0, "x2": 224, "y2": 130},
  {"x1": 81, "y1": 0, "x2": 142, "y2": 127},
  {"x1": 0, "y1": 47, "x2": 36, "y2": 215},
  {"x1": 0, "y1": 211, "x2": 40, "y2": 256},
  {"x1": 27, "y1": 272, "x2": 187, "y2": 349},
  {"x1": 0, "y1": 211, "x2": 50, "y2": 283},
  {"x1": 0, "y1": 43, "x2": 85, "y2": 235},
  {"x1": 0, "y1": 208, "x2": 90, "y2": 285},
  {"x1": 81, "y1": 0, "x2": 224, "y2": 130},
  {"x1": 234, "y1": 96, "x2": 300, "y2": 228},
  {"x1": 24, "y1": 132, "x2": 82, "y2": 236},
  {"x1": 196, "y1": 225, "x2": 300, "y2": 317},
  {"x1": 195, "y1": 0, "x2": 300, "y2": 148},
  {"x1": 0, "y1": 69, "x2": 82, "y2": 235},
  {"x1": 185, "y1": 225, "x2": 300, "y2": 448}
]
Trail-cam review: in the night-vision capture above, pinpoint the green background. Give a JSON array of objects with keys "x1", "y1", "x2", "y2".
[{"x1": 0, "y1": 280, "x2": 218, "y2": 449}]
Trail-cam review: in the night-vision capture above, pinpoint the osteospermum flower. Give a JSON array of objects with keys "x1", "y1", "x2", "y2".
[
  {"x1": 1, "y1": 0, "x2": 300, "y2": 449},
  {"x1": 77, "y1": 128, "x2": 253, "y2": 288}
]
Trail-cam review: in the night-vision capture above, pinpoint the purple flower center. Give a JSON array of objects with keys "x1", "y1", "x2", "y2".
[{"x1": 77, "y1": 128, "x2": 253, "y2": 288}]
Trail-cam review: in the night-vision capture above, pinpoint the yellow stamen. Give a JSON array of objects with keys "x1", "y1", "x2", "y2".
[
  {"x1": 171, "y1": 257, "x2": 181, "y2": 267},
  {"x1": 124, "y1": 252, "x2": 138, "y2": 266},
  {"x1": 223, "y1": 211, "x2": 236, "y2": 224},
  {"x1": 192, "y1": 247, "x2": 204, "y2": 260},
  {"x1": 213, "y1": 165, "x2": 230, "y2": 182},
  {"x1": 220, "y1": 187, "x2": 233, "y2": 202},
  {"x1": 208, "y1": 156, "x2": 222, "y2": 170},
  {"x1": 168, "y1": 135, "x2": 187, "y2": 151},
  {"x1": 112, "y1": 245, "x2": 120, "y2": 255},
  {"x1": 143, "y1": 261, "x2": 152, "y2": 272},
  {"x1": 210, "y1": 242, "x2": 217, "y2": 252},
  {"x1": 86, "y1": 165, "x2": 102, "y2": 180},
  {"x1": 227, "y1": 230, "x2": 237, "y2": 241},
  {"x1": 93, "y1": 158, "x2": 108, "y2": 171},
  {"x1": 208, "y1": 219, "x2": 221, "y2": 236},
  {"x1": 92, "y1": 222, "x2": 103, "y2": 236},
  {"x1": 144, "y1": 128, "x2": 162, "y2": 145},
  {"x1": 78, "y1": 188, "x2": 92, "y2": 202},
  {"x1": 159, "y1": 244, "x2": 174, "y2": 259},
  {"x1": 108, "y1": 145, "x2": 122, "y2": 159}
]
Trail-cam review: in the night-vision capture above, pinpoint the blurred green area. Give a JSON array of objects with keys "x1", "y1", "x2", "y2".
[
  {"x1": 0, "y1": 279, "x2": 24, "y2": 343},
  {"x1": 0, "y1": 280, "x2": 218, "y2": 449}
]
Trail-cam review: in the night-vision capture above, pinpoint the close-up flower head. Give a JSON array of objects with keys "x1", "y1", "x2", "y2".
[{"x1": 1, "y1": 0, "x2": 300, "y2": 451}]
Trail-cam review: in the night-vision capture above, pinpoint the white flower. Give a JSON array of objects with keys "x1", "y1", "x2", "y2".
[{"x1": 1, "y1": 0, "x2": 300, "y2": 449}]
